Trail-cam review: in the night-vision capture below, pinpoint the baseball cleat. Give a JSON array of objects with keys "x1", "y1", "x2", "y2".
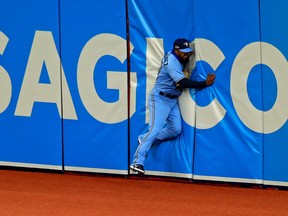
[{"x1": 130, "y1": 164, "x2": 145, "y2": 175}]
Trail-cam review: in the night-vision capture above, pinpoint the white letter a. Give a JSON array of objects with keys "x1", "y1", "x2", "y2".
[{"x1": 15, "y1": 31, "x2": 77, "y2": 119}]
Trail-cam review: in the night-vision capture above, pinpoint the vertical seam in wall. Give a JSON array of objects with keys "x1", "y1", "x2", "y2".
[
  {"x1": 125, "y1": 0, "x2": 131, "y2": 175},
  {"x1": 58, "y1": 0, "x2": 65, "y2": 173},
  {"x1": 191, "y1": 0, "x2": 196, "y2": 180},
  {"x1": 258, "y1": 0, "x2": 264, "y2": 183}
]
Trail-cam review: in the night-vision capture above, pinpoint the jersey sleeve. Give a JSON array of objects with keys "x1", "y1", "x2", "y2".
[{"x1": 166, "y1": 56, "x2": 185, "y2": 83}]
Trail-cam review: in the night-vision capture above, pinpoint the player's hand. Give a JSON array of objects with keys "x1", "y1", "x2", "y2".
[
  {"x1": 176, "y1": 83, "x2": 183, "y2": 91},
  {"x1": 205, "y1": 73, "x2": 216, "y2": 86}
]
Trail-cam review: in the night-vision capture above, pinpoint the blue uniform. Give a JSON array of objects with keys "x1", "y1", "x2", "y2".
[{"x1": 132, "y1": 51, "x2": 185, "y2": 166}]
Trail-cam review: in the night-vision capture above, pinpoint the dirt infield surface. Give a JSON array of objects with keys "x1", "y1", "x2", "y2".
[{"x1": 0, "y1": 169, "x2": 287, "y2": 216}]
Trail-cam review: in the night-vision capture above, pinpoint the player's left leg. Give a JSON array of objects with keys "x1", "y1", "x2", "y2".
[{"x1": 131, "y1": 91, "x2": 172, "y2": 174}]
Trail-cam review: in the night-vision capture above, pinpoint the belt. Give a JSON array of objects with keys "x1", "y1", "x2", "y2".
[{"x1": 159, "y1": 91, "x2": 178, "y2": 99}]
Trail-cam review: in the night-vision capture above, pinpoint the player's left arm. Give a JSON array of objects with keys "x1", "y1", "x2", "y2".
[{"x1": 176, "y1": 73, "x2": 216, "y2": 89}]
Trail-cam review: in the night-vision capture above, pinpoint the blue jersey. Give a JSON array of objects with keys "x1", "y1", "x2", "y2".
[{"x1": 154, "y1": 51, "x2": 185, "y2": 96}]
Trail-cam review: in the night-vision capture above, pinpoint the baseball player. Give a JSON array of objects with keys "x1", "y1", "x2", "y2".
[{"x1": 130, "y1": 38, "x2": 216, "y2": 175}]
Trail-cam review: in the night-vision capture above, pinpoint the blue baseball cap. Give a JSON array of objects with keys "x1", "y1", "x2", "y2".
[{"x1": 173, "y1": 38, "x2": 193, "y2": 53}]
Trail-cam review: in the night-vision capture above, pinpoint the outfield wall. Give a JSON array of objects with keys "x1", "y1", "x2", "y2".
[{"x1": 0, "y1": 0, "x2": 287, "y2": 187}]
